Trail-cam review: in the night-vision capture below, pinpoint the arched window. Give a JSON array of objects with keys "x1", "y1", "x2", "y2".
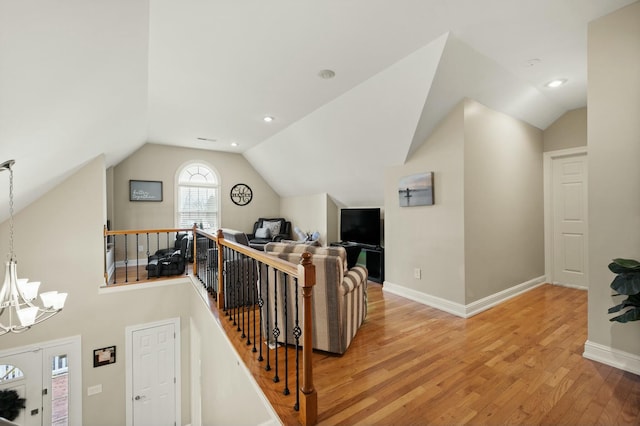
[{"x1": 176, "y1": 163, "x2": 220, "y2": 229}]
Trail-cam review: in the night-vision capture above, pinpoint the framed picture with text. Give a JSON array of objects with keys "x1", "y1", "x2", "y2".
[{"x1": 130, "y1": 180, "x2": 163, "y2": 202}]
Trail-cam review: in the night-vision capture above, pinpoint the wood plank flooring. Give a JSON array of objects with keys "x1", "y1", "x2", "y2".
[{"x1": 214, "y1": 282, "x2": 640, "y2": 425}]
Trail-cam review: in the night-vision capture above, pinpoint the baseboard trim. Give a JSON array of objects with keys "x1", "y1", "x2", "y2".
[
  {"x1": 383, "y1": 275, "x2": 546, "y2": 318},
  {"x1": 464, "y1": 276, "x2": 546, "y2": 317},
  {"x1": 383, "y1": 282, "x2": 466, "y2": 317},
  {"x1": 583, "y1": 340, "x2": 640, "y2": 375}
]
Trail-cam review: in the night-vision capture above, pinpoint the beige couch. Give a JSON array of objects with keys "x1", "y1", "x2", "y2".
[{"x1": 261, "y1": 242, "x2": 368, "y2": 354}]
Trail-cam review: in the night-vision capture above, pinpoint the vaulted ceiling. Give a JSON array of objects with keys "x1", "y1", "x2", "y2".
[{"x1": 0, "y1": 0, "x2": 635, "y2": 220}]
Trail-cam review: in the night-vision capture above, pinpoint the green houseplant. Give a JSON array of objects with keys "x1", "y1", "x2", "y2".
[{"x1": 608, "y1": 258, "x2": 640, "y2": 323}]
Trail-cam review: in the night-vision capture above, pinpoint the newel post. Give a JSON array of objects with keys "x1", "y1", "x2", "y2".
[
  {"x1": 216, "y1": 229, "x2": 225, "y2": 310},
  {"x1": 299, "y1": 252, "x2": 317, "y2": 426}
]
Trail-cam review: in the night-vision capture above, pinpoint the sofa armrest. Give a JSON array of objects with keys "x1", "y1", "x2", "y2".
[{"x1": 340, "y1": 266, "x2": 367, "y2": 295}]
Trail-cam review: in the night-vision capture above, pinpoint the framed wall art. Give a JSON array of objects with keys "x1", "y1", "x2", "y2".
[
  {"x1": 398, "y1": 172, "x2": 434, "y2": 207},
  {"x1": 93, "y1": 346, "x2": 116, "y2": 367},
  {"x1": 130, "y1": 180, "x2": 163, "y2": 202}
]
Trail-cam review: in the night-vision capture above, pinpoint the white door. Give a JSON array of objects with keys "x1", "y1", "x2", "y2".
[
  {"x1": 131, "y1": 323, "x2": 177, "y2": 426},
  {"x1": 552, "y1": 153, "x2": 588, "y2": 288},
  {"x1": 0, "y1": 349, "x2": 43, "y2": 426}
]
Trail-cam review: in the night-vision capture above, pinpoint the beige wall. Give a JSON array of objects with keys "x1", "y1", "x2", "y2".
[
  {"x1": 464, "y1": 99, "x2": 544, "y2": 303},
  {"x1": 0, "y1": 157, "x2": 192, "y2": 426},
  {"x1": 112, "y1": 143, "x2": 280, "y2": 234},
  {"x1": 281, "y1": 193, "x2": 329, "y2": 245},
  {"x1": 587, "y1": 2, "x2": 640, "y2": 354},
  {"x1": 543, "y1": 107, "x2": 587, "y2": 152},
  {"x1": 384, "y1": 101, "x2": 466, "y2": 304},
  {"x1": 384, "y1": 99, "x2": 545, "y2": 306}
]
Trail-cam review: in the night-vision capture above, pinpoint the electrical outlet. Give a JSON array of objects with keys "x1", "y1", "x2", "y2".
[
  {"x1": 414, "y1": 268, "x2": 421, "y2": 279},
  {"x1": 138, "y1": 245, "x2": 144, "y2": 252}
]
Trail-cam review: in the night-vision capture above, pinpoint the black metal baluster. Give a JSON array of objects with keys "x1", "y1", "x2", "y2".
[
  {"x1": 265, "y1": 264, "x2": 271, "y2": 371},
  {"x1": 250, "y1": 258, "x2": 256, "y2": 352},
  {"x1": 273, "y1": 270, "x2": 280, "y2": 384},
  {"x1": 258, "y1": 261, "x2": 265, "y2": 362},
  {"x1": 113, "y1": 237, "x2": 117, "y2": 283},
  {"x1": 135, "y1": 233, "x2": 140, "y2": 281},
  {"x1": 283, "y1": 269, "x2": 290, "y2": 396},
  {"x1": 293, "y1": 277, "x2": 301, "y2": 411},
  {"x1": 124, "y1": 234, "x2": 129, "y2": 282}
]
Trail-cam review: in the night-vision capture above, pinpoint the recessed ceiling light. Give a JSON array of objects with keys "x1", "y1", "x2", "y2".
[
  {"x1": 318, "y1": 69, "x2": 336, "y2": 79},
  {"x1": 230, "y1": 142, "x2": 239, "y2": 147},
  {"x1": 263, "y1": 116, "x2": 274, "y2": 123},
  {"x1": 545, "y1": 79, "x2": 567, "y2": 88}
]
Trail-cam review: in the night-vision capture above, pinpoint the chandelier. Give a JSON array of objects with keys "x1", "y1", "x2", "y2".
[{"x1": 0, "y1": 159, "x2": 67, "y2": 335}]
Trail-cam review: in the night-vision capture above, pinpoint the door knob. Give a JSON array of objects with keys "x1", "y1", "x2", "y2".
[{"x1": 134, "y1": 395, "x2": 145, "y2": 401}]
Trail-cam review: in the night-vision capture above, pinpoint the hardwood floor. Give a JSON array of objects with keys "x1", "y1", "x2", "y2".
[{"x1": 214, "y1": 282, "x2": 640, "y2": 425}]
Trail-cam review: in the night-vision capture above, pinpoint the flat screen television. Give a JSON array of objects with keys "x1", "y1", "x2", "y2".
[{"x1": 340, "y1": 208, "x2": 381, "y2": 247}]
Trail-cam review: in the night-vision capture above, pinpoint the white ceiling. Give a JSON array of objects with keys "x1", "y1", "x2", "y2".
[{"x1": 0, "y1": 0, "x2": 636, "y2": 219}]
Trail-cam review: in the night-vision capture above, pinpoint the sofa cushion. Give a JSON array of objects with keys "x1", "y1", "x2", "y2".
[
  {"x1": 262, "y1": 220, "x2": 282, "y2": 236},
  {"x1": 264, "y1": 242, "x2": 348, "y2": 273},
  {"x1": 255, "y1": 227, "x2": 271, "y2": 239}
]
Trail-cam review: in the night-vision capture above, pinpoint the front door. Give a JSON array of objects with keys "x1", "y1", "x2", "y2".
[
  {"x1": 552, "y1": 152, "x2": 588, "y2": 288},
  {"x1": 0, "y1": 349, "x2": 43, "y2": 426},
  {"x1": 130, "y1": 322, "x2": 177, "y2": 426}
]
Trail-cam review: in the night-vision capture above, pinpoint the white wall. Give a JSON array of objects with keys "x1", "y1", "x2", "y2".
[{"x1": 587, "y1": 1, "x2": 640, "y2": 357}]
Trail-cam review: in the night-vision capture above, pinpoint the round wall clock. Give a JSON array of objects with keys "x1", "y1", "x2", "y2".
[{"x1": 230, "y1": 183, "x2": 253, "y2": 206}]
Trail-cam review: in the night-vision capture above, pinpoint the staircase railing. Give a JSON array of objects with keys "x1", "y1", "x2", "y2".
[
  {"x1": 103, "y1": 225, "x2": 318, "y2": 425},
  {"x1": 194, "y1": 228, "x2": 317, "y2": 426}
]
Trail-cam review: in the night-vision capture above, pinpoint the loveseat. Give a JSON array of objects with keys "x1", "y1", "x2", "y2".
[
  {"x1": 261, "y1": 242, "x2": 368, "y2": 354},
  {"x1": 247, "y1": 218, "x2": 291, "y2": 250}
]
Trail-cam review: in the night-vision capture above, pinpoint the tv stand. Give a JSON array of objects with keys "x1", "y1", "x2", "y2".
[{"x1": 330, "y1": 242, "x2": 384, "y2": 284}]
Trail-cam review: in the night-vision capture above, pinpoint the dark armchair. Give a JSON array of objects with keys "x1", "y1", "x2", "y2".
[
  {"x1": 146, "y1": 232, "x2": 189, "y2": 278},
  {"x1": 247, "y1": 218, "x2": 291, "y2": 250}
]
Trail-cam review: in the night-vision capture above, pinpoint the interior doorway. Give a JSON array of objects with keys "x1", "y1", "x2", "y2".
[
  {"x1": 544, "y1": 147, "x2": 588, "y2": 289},
  {"x1": 125, "y1": 318, "x2": 181, "y2": 426}
]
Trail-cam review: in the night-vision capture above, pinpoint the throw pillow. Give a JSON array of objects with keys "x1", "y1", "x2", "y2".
[
  {"x1": 263, "y1": 220, "x2": 281, "y2": 237},
  {"x1": 255, "y1": 227, "x2": 271, "y2": 239}
]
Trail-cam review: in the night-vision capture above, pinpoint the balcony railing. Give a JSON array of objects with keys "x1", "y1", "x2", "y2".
[{"x1": 103, "y1": 226, "x2": 318, "y2": 425}]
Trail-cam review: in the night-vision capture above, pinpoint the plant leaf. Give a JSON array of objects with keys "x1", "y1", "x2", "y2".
[
  {"x1": 610, "y1": 272, "x2": 640, "y2": 295},
  {"x1": 609, "y1": 307, "x2": 640, "y2": 323}
]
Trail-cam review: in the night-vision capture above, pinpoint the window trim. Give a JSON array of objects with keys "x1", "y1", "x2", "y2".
[{"x1": 174, "y1": 161, "x2": 221, "y2": 229}]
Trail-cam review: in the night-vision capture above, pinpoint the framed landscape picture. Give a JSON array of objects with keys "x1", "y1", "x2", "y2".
[
  {"x1": 398, "y1": 172, "x2": 434, "y2": 207},
  {"x1": 130, "y1": 180, "x2": 163, "y2": 202}
]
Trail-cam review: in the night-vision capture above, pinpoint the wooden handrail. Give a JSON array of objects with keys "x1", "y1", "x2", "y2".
[
  {"x1": 194, "y1": 227, "x2": 318, "y2": 425},
  {"x1": 104, "y1": 227, "x2": 193, "y2": 236}
]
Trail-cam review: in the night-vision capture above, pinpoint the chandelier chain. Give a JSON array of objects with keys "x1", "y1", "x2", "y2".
[{"x1": 8, "y1": 162, "x2": 14, "y2": 262}]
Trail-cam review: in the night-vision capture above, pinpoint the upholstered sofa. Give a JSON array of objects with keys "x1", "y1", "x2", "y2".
[
  {"x1": 261, "y1": 242, "x2": 368, "y2": 355},
  {"x1": 247, "y1": 218, "x2": 291, "y2": 250}
]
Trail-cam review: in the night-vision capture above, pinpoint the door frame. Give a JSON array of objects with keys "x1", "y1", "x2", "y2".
[
  {"x1": 543, "y1": 146, "x2": 588, "y2": 287},
  {"x1": 0, "y1": 335, "x2": 82, "y2": 426},
  {"x1": 125, "y1": 317, "x2": 181, "y2": 426}
]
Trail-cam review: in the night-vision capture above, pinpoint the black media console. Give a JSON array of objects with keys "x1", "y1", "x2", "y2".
[{"x1": 330, "y1": 242, "x2": 385, "y2": 284}]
